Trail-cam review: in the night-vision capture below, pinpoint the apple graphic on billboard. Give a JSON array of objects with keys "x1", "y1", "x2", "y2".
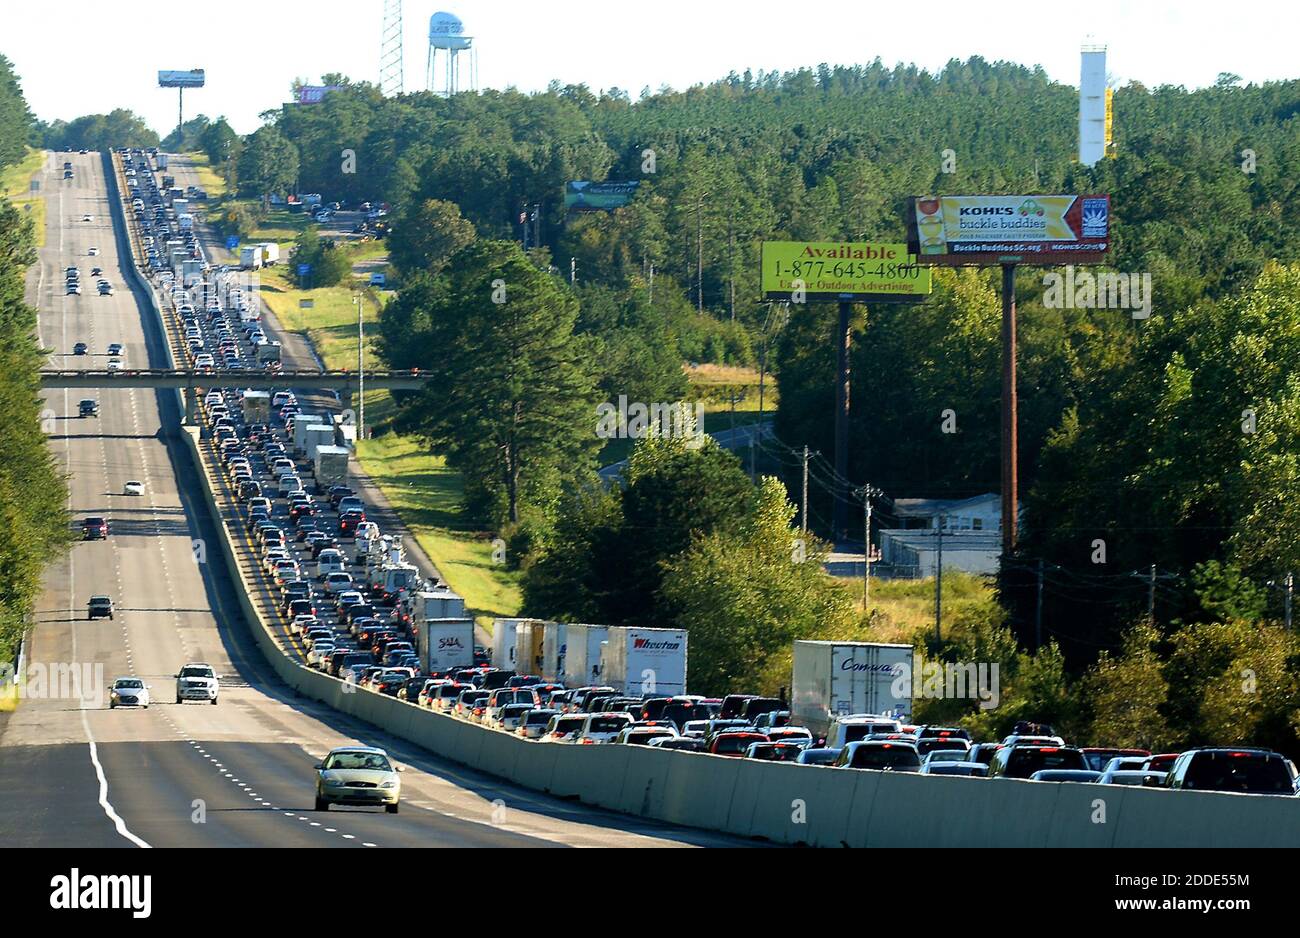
[{"x1": 918, "y1": 198, "x2": 941, "y2": 216}]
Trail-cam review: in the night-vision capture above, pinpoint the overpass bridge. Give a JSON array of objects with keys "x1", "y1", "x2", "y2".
[
  {"x1": 40, "y1": 369, "x2": 431, "y2": 392},
  {"x1": 41, "y1": 368, "x2": 430, "y2": 424}
]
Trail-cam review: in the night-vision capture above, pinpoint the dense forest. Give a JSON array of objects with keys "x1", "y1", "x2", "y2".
[{"x1": 0, "y1": 56, "x2": 73, "y2": 664}]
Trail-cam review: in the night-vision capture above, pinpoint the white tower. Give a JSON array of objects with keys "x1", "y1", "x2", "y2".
[
  {"x1": 1079, "y1": 43, "x2": 1109, "y2": 166},
  {"x1": 426, "y1": 11, "x2": 476, "y2": 96}
]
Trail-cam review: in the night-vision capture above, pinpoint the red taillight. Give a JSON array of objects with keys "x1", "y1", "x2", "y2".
[
  {"x1": 1230, "y1": 752, "x2": 1252, "y2": 758},
  {"x1": 1040, "y1": 747, "x2": 1059, "y2": 752}
]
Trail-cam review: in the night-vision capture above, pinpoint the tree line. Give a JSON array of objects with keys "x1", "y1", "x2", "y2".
[{"x1": 0, "y1": 54, "x2": 73, "y2": 663}]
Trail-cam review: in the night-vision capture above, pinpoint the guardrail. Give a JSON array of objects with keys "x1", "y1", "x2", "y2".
[{"x1": 119, "y1": 154, "x2": 1300, "y2": 849}]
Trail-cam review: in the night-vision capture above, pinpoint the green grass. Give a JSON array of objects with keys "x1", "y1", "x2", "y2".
[
  {"x1": 1, "y1": 148, "x2": 47, "y2": 248},
  {"x1": 685, "y1": 363, "x2": 779, "y2": 411},
  {"x1": 356, "y1": 433, "x2": 522, "y2": 624},
  {"x1": 185, "y1": 152, "x2": 229, "y2": 200}
]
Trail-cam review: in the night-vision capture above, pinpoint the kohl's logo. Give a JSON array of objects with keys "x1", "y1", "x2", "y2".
[{"x1": 50, "y1": 869, "x2": 151, "y2": 919}]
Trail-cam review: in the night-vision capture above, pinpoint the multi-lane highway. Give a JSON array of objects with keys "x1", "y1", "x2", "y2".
[{"x1": 0, "y1": 150, "x2": 742, "y2": 848}]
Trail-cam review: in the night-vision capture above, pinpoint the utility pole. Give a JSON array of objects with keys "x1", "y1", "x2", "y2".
[
  {"x1": 1147, "y1": 564, "x2": 1157, "y2": 624},
  {"x1": 728, "y1": 208, "x2": 736, "y2": 322},
  {"x1": 570, "y1": 257, "x2": 576, "y2": 284},
  {"x1": 1035, "y1": 558, "x2": 1044, "y2": 650},
  {"x1": 1000, "y1": 264, "x2": 1019, "y2": 557},
  {"x1": 863, "y1": 488, "x2": 874, "y2": 607},
  {"x1": 800, "y1": 446, "x2": 810, "y2": 535},
  {"x1": 356, "y1": 294, "x2": 365, "y2": 440},
  {"x1": 832, "y1": 300, "x2": 852, "y2": 543},
  {"x1": 935, "y1": 514, "x2": 945, "y2": 644},
  {"x1": 648, "y1": 263, "x2": 654, "y2": 305},
  {"x1": 696, "y1": 194, "x2": 705, "y2": 313}
]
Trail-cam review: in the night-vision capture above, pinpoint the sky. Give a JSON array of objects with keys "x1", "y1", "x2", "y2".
[{"x1": 8, "y1": 0, "x2": 1299, "y2": 135}]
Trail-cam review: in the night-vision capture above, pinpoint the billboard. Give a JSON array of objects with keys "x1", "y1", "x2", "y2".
[
  {"x1": 908, "y1": 195, "x2": 1110, "y2": 266},
  {"x1": 564, "y1": 180, "x2": 640, "y2": 213},
  {"x1": 760, "y1": 242, "x2": 932, "y2": 302},
  {"x1": 158, "y1": 70, "x2": 206, "y2": 88},
  {"x1": 296, "y1": 85, "x2": 344, "y2": 105}
]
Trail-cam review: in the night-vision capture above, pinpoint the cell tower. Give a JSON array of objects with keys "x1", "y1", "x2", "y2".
[
  {"x1": 426, "y1": 11, "x2": 476, "y2": 96},
  {"x1": 380, "y1": 0, "x2": 404, "y2": 97},
  {"x1": 1079, "y1": 42, "x2": 1110, "y2": 166}
]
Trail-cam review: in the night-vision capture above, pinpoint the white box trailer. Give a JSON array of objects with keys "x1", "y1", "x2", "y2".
[
  {"x1": 540, "y1": 622, "x2": 567, "y2": 684},
  {"x1": 259, "y1": 242, "x2": 280, "y2": 266},
  {"x1": 418, "y1": 618, "x2": 475, "y2": 674},
  {"x1": 292, "y1": 416, "x2": 326, "y2": 454},
  {"x1": 790, "y1": 640, "x2": 915, "y2": 739},
  {"x1": 240, "y1": 246, "x2": 262, "y2": 270},
  {"x1": 599, "y1": 627, "x2": 688, "y2": 697},
  {"x1": 302, "y1": 424, "x2": 336, "y2": 461},
  {"x1": 562, "y1": 623, "x2": 609, "y2": 688},
  {"x1": 491, "y1": 618, "x2": 541, "y2": 671},
  {"x1": 241, "y1": 390, "x2": 271, "y2": 424},
  {"x1": 417, "y1": 589, "x2": 465, "y2": 621},
  {"x1": 515, "y1": 621, "x2": 546, "y2": 677},
  {"x1": 313, "y1": 445, "x2": 350, "y2": 490}
]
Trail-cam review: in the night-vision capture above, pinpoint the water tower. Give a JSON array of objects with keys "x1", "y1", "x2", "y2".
[{"x1": 427, "y1": 11, "x2": 476, "y2": 96}]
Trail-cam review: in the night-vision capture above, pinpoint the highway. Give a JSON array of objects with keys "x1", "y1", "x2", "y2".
[{"x1": 0, "y1": 150, "x2": 742, "y2": 848}]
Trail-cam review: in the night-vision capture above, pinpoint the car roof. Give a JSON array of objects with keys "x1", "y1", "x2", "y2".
[{"x1": 327, "y1": 745, "x2": 388, "y2": 756}]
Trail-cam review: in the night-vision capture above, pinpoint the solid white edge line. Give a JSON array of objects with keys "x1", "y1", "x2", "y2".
[{"x1": 81, "y1": 713, "x2": 151, "y2": 849}]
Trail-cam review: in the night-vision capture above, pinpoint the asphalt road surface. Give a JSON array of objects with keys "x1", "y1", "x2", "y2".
[{"x1": 0, "y1": 151, "x2": 743, "y2": 848}]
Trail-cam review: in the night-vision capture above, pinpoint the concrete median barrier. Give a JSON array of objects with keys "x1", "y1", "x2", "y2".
[{"x1": 654, "y1": 753, "x2": 745, "y2": 832}]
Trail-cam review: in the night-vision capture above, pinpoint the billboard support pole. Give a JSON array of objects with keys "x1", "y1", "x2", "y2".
[
  {"x1": 177, "y1": 87, "x2": 184, "y2": 141},
  {"x1": 833, "y1": 299, "x2": 852, "y2": 544},
  {"x1": 1000, "y1": 263, "x2": 1019, "y2": 557}
]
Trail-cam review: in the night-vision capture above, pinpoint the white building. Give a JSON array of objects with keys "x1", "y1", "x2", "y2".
[
  {"x1": 893, "y1": 493, "x2": 1002, "y2": 533},
  {"x1": 875, "y1": 493, "x2": 1009, "y2": 577}
]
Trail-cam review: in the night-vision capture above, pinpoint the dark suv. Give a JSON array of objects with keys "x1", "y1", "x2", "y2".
[
  {"x1": 1164, "y1": 748, "x2": 1297, "y2": 796},
  {"x1": 988, "y1": 745, "x2": 1088, "y2": 779}
]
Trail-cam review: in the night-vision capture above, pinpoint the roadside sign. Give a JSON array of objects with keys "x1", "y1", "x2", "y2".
[
  {"x1": 225, "y1": 235, "x2": 239, "y2": 249},
  {"x1": 760, "y1": 241, "x2": 932, "y2": 302},
  {"x1": 297, "y1": 263, "x2": 312, "y2": 277},
  {"x1": 30, "y1": 180, "x2": 39, "y2": 192},
  {"x1": 299, "y1": 299, "x2": 314, "y2": 309}
]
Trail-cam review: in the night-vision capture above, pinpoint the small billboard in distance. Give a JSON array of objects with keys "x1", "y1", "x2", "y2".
[
  {"x1": 297, "y1": 85, "x2": 344, "y2": 105},
  {"x1": 158, "y1": 70, "x2": 206, "y2": 88},
  {"x1": 908, "y1": 194, "x2": 1110, "y2": 266},
  {"x1": 564, "y1": 181, "x2": 640, "y2": 213}
]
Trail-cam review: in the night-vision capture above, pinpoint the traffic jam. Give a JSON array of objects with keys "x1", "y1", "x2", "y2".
[{"x1": 119, "y1": 148, "x2": 1300, "y2": 799}]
